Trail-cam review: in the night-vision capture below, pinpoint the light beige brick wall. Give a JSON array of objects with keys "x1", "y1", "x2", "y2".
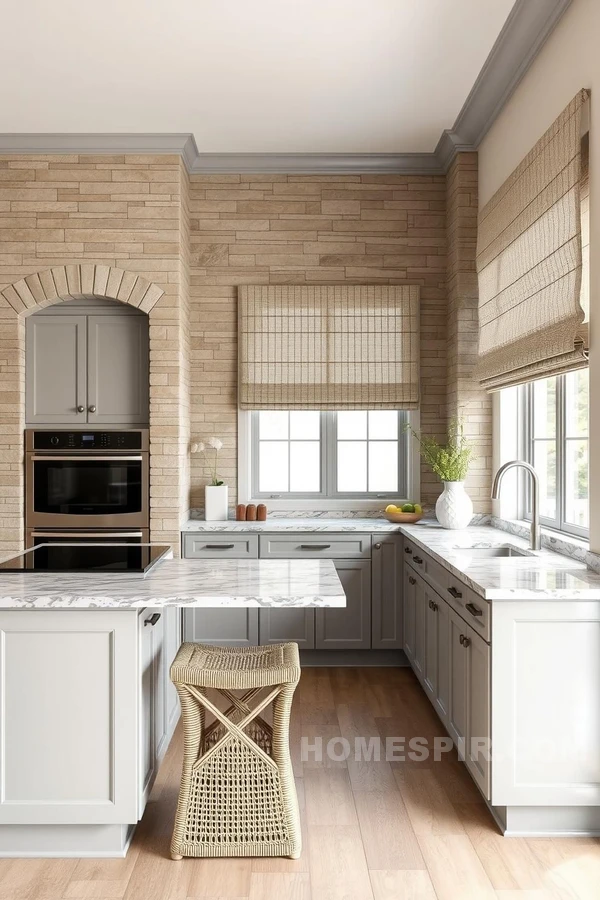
[
  {"x1": 0, "y1": 155, "x2": 191, "y2": 552},
  {"x1": 188, "y1": 173, "x2": 448, "y2": 510},
  {"x1": 445, "y1": 153, "x2": 492, "y2": 512}
]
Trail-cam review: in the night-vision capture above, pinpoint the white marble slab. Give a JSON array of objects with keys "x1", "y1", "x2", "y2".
[
  {"x1": 0, "y1": 558, "x2": 345, "y2": 610},
  {"x1": 398, "y1": 521, "x2": 600, "y2": 600},
  {"x1": 183, "y1": 517, "x2": 404, "y2": 533}
]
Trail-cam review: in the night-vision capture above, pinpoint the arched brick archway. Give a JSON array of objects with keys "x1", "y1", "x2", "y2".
[
  {"x1": 1, "y1": 264, "x2": 164, "y2": 314},
  {"x1": 0, "y1": 265, "x2": 184, "y2": 553}
]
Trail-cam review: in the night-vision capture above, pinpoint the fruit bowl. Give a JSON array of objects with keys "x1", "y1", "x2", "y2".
[{"x1": 383, "y1": 510, "x2": 423, "y2": 524}]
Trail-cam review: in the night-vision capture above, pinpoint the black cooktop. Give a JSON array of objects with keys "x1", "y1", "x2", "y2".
[{"x1": 0, "y1": 543, "x2": 170, "y2": 574}]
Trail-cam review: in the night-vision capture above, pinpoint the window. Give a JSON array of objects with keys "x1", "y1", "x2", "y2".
[
  {"x1": 250, "y1": 410, "x2": 409, "y2": 501},
  {"x1": 521, "y1": 370, "x2": 589, "y2": 536}
]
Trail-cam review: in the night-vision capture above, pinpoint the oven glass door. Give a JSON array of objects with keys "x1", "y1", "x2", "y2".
[{"x1": 29, "y1": 455, "x2": 147, "y2": 526}]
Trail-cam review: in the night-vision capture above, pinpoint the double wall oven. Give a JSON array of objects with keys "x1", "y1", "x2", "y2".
[{"x1": 25, "y1": 429, "x2": 149, "y2": 548}]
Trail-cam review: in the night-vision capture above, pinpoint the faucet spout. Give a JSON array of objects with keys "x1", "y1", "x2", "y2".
[{"x1": 491, "y1": 460, "x2": 541, "y2": 551}]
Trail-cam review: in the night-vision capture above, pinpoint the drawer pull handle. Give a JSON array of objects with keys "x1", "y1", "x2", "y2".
[
  {"x1": 404, "y1": 546, "x2": 412, "y2": 555},
  {"x1": 300, "y1": 544, "x2": 331, "y2": 550},
  {"x1": 205, "y1": 544, "x2": 236, "y2": 550},
  {"x1": 413, "y1": 556, "x2": 423, "y2": 564},
  {"x1": 144, "y1": 613, "x2": 161, "y2": 627},
  {"x1": 465, "y1": 602, "x2": 483, "y2": 617},
  {"x1": 448, "y1": 586, "x2": 463, "y2": 599}
]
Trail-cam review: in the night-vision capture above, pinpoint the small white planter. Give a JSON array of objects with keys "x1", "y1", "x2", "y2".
[
  {"x1": 205, "y1": 485, "x2": 228, "y2": 521},
  {"x1": 435, "y1": 481, "x2": 473, "y2": 530}
]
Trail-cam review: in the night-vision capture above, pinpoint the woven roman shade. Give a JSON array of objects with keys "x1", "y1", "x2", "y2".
[
  {"x1": 476, "y1": 89, "x2": 590, "y2": 391},
  {"x1": 238, "y1": 285, "x2": 419, "y2": 409}
]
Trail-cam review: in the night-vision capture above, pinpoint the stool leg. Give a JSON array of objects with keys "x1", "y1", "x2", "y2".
[
  {"x1": 171, "y1": 683, "x2": 204, "y2": 860},
  {"x1": 272, "y1": 682, "x2": 302, "y2": 859}
]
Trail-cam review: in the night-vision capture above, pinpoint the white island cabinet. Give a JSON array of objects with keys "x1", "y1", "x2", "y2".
[
  {"x1": 0, "y1": 607, "x2": 181, "y2": 856},
  {"x1": 0, "y1": 555, "x2": 345, "y2": 857}
]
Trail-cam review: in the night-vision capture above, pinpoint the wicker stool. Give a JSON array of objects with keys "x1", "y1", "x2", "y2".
[{"x1": 169, "y1": 641, "x2": 301, "y2": 860}]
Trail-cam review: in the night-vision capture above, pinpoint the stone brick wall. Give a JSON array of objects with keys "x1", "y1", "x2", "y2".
[
  {"x1": 445, "y1": 153, "x2": 492, "y2": 512},
  {"x1": 0, "y1": 154, "x2": 190, "y2": 551},
  {"x1": 188, "y1": 173, "x2": 448, "y2": 509}
]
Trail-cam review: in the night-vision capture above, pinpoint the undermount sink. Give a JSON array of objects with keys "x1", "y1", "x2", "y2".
[{"x1": 453, "y1": 545, "x2": 533, "y2": 558}]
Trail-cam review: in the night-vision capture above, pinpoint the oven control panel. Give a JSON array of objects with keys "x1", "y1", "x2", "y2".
[{"x1": 32, "y1": 431, "x2": 145, "y2": 450}]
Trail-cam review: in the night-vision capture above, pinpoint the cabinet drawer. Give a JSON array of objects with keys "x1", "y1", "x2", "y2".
[
  {"x1": 444, "y1": 580, "x2": 490, "y2": 643},
  {"x1": 259, "y1": 533, "x2": 371, "y2": 559},
  {"x1": 182, "y1": 534, "x2": 258, "y2": 559},
  {"x1": 405, "y1": 542, "x2": 448, "y2": 597}
]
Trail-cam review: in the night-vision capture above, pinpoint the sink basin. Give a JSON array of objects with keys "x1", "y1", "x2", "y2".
[{"x1": 453, "y1": 545, "x2": 533, "y2": 558}]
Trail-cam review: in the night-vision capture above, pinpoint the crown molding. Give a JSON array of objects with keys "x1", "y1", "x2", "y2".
[
  {"x1": 190, "y1": 152, "x2": 442, "y2": 175},
  {"x1": 434, "y1": 0, "x2": 572, "y2": 169},
  {"x1": 0, "y1": 0, "x2": 573, "y2": 175}
]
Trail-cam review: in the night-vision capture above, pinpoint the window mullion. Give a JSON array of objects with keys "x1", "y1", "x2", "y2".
[{"x1": 557, "y1": 375, "x2": 565, "y2": 533}]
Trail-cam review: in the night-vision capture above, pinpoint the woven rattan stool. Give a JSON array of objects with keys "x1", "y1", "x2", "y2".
[{"x1": 169, "y1": 641, "x2": 301, "y2": 860}]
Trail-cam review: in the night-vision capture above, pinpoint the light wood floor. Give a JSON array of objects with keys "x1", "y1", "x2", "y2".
[{"x1": 1, "y1": 666, "x2": 599, "y2": 899}]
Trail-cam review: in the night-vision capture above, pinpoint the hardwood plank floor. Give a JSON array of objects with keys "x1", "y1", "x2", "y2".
[{"x1": 0, "y1": 667, "x2": 598, "y2": 900}]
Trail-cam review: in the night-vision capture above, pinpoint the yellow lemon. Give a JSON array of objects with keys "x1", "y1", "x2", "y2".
[
  {"x1": 414, "y1": 503, "x2": 423, "y2": 514},
  {"x1": 385, "y1": 504, "x2": 398, "y2": 513}
]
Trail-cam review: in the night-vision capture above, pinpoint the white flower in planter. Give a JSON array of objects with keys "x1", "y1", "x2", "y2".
[
  {"x1": 192, "y1": 436, "x2": 225, "y2": 486},
  {"x1": 207, "y1": 436, "x2": 223, "y2": 451}
]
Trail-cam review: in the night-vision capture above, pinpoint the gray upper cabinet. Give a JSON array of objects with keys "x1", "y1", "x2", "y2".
[
  {"x1": 87, "y1": 315, "x2": 149, "y2": 425},
  {"x1": 26, "y1": 308, "x2": 149, "y2": 426},
  {"x1": 371, "y1": 538, "x2": 403, "y2": 649},
  {"x1": 316, "y1": 559, "x2": 371, "y2": 650},
  {"x1": 26, "y1": 315, "x2": 87, "y2": 425}
]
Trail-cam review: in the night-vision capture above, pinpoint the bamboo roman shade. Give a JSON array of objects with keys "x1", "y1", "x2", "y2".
[
  {"x1": 476, "y1": 89, "x2": 590, "y2": 391},
  {"x1": 238, "y1": 285, "x2": 420, "y2": 409}
]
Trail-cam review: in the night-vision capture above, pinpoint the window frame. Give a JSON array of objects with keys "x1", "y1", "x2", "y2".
[
  {"x1": 238, "y1": 409, "x2": 419, "y2": 510},
  {"x1": 520, "y1": 372, "x2": 589, "y2": 539}
]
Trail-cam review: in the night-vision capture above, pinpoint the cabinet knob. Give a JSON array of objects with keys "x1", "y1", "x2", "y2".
[
  {"x1": 408, "y1": 576, "x2": 416, "y2": 585},
  {"x1": 88, "y1": 405, "x2": 96, "y2": 413},
  {"x1": 77, "y1": 405, "x2": 85, "y2": 413},
  {"x1": 404, "y1": 546, "x2": 412, "y2": 555},
  {"x1": 374, "y1": 542, "x2": 382, "y2": 550},
  {"x1": 459, "y1": 634, "x2": 470, "y2": 648}
]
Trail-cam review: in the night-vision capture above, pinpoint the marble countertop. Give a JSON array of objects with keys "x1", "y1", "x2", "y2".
[
  {"x1": 0, "y1": 558, "x2": 345, "y2": 610},
  {"x1": 183, "y1": 517, "x2": 404, "y2": 533},
  {"x1": 398, "y1": 521, "x2": 600, "y2": 600}
]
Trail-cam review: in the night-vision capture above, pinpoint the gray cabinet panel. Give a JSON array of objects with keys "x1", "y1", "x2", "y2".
[
  {"x1": 183, "y1": 608, "x2": 259, "y2": 647},
  {"x1": 403, "y1": 566, "x2": 416, "y2": 663},
  {"x1": 447, "y1": 605, "x2": 468, "y2": 755},
  {"x1": 183, "y1": 534, "x2": 258, "y2": 559},
  {"x1": 465, "y1": 625, "x2": 491, "y2": 799},
  {"x1": 87, "y1": 315, "x2": 149, "y2": 425},
  {"x1": 259, "y1": 534, "x2": 371, "y2": 559},
  {"x1": 316, "y1": 560, "x2": 371, "y2": 650},
  {"x1": 371, "y1": 538, "x2": 402, "y2": 649},
  {"x1": 412, "y1": 576, "x2": 426, "y2": 684},
  {"x1": 259, "y1": 609, "x2": 315, "y2": 648},
  {"x1": 26, "y1": 315, "x2": 87, "y2": 424}
]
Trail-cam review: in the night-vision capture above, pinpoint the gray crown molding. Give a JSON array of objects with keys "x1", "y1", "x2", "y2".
[
  {"x1": 0, "y1": 0, "x2": 573, "y2": 174},
  {"x1": 189, "y1": 152, "x2": 443, "y2": 175},
  {"x1": 434, "y1": 0, "x2": 573, "y2": 169}
]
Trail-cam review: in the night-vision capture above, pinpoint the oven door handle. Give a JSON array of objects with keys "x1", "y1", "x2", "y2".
[
  {"x1": 30, "y1": 456, "x2": 144, "y2": 462},
  {"x1": 30, "y1": 531, "x2": 144, "y2": 538}
]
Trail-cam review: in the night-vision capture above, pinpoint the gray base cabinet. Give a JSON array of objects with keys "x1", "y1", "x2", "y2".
[
  {"x1": 316, "y1": 560, "x2": 371, "y2": 650},
  {"x1": 371, "y1": 538, "x2": 403, "y2": 649},
  {"x1": 182, "y1": 531, "x2": 397, "y2": 652}
]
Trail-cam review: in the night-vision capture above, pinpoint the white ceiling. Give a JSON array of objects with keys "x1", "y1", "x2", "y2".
[{"x1": 0, "y1": 0, "x2": 516, "y2": 153}]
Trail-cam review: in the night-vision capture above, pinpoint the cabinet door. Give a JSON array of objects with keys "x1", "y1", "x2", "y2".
[
  {"x1": 371, "y1": 538, "x2": 402, "y2": 649},
  {"x1": 183, "y1": 608, "x2": 259, "y2": 647},
  {"x1": 164, "y1": 607, "x2": 182, "y2": 737},
  {"x1": 412, "y1": 576, "x2": 427, "y2": 684},
  {"x1": 434, "y1": 596, "x2": 451, "y2": 727},
  {"x1": 26, "y1": 315, "x2": 87, "y2": 424},
  {"x1": 0, "y1": 610, "x2": 138, "y2": 825},
  {"x1": 87, "y1": 315, "x2": 149, "y2": 425},
  {"x1": 316, "y1": 560, "x2": 371, "y2": 650},
  {"x1": 465, "y1": 626, "x2": 491, "y2": 800},
  {"x1": 402, "y1": 566, "x2": 417, "y2": 663},
  {"x1": 447, "y1": 605, "x2": 468, "y2": 757},
  {"x1": 259, "y1": 609, "x2": 315, "y2": 648},
  {"x1": 423, "y1": 585, "x2": 438, "y2": 703}
]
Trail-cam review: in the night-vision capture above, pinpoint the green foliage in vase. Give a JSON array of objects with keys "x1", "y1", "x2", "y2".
[{"x1": 406, "y1": 418, "x2": 474, "y2": 483}]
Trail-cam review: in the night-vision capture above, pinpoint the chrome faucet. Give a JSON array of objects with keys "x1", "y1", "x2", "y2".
[{"x1": 491, "y1": 460, "x2": 541, "y2": 551}]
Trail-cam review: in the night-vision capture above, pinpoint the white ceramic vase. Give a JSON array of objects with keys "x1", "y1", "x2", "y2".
[
  {"x1": 435, "y1": 481, "x2": 473, "y2": 530},
  {"x1": 205, "y1": 485, "x2": 228, "y2": 521}
]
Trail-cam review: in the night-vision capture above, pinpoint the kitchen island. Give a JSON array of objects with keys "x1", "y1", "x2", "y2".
[{"x1": 0, "y1": 550, "x2": 345, "y2": 857}]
